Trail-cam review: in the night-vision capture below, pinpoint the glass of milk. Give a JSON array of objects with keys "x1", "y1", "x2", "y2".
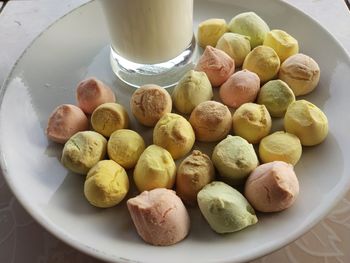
[{"x1": 99, "y1": 0, "x2": 196, "y2": 88}]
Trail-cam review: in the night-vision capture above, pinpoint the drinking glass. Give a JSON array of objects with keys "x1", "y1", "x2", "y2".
[{"x1": 99, "y1": 0, "x2": 196, "y2": 88}]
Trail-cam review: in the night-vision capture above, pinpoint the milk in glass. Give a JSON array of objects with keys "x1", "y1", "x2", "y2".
[{"x1": 100, "y1": 0, "x2": 193, "y2": 64}]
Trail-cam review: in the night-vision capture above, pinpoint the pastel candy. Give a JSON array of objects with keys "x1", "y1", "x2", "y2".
[
  {"x1": 245, "y1": 161, "x2": 299, "y2": 212},
  {"x1": 46, "y1": 104, "x2": 89, "y2": 144},
  {"x1": 76, "y1": 77, "x2": 116, "y2": 114},
  {"x1": 216, "y1": 33, "x2": 251, "y2": 67},
  {"x1": 130, "y1": 84, "x2": 172, "y2": 127},
  {"x1": 220, "y1": 70, "x2": 260, "y2": 109},
  {"x1": 107, "y1": 129, "x2": 145, "y2": 169},
  {"x1": 284, "y1": 100, "x2": 328, "y2": 146},
  {"x1": 263, "y1": 29, "x2": 299, "y2": 62},
  {"x1": 61, "y1": 131, "x2": 107, "y2": 174},
  {"x1": 259, "y1": 131, "x2": 302, "y2": 165},
  {"x1": 153, "y1": 113, "x2": 195, "y2": 160},
  {"x1": 243, "y1": 46, "x2": 280, "y2": 83},
  {"x1": 172, "y1": 70, "x2": 212, "y2": 114},
  {"x1": 195, "y1": 46, "x2": 235, "y2": 87},
  {"x1": 257, "y1": 79, "x2": 295, "y2": 117},
  {"x1": 133, "y1": 145, "x2": 176, "y2": 192},
  {"x1": 228, "y1": 12, "x2": 270, "y2": 48},
  {"x1": 91, "y1": 103, "x2": 129, "y2": 137},
  {"x1": 189, "y1": 101, "x2": 232, "y2": 142},
  {"x1": 212, "y1": 135, "x2": 259, "y2": 185},
  {"x1": 127, "y1": 188, "x2": 190, "y2": 246},
  {"x1": 176, "y1": 150, "x2": 215, "y2": 206},
  {"x1": 84, "y1": 160, "x2": 129, "y2": 208},
  {"x1": 279, "y1": 54, "x2": 320, "y2": 96},
  {"x1": 198, "y1": 181, "x2": 258, "y2": 233},
  {"x1": 198, "y1": 18, "x2": 228, "y2": 48},
  {"x1": 232, "y1": 103, "x2": 272, "y2": 144}
]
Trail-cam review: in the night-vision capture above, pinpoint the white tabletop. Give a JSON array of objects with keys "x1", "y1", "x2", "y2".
[{"x1": 0, "y1": 0, "x2": 349, "y2": 262}]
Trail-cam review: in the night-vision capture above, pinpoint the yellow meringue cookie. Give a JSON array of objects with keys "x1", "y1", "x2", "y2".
[
  {"x1": 61, "y1": 131, "x2": 107, "y2": 174},
  {"x1": 243, "y1": 46, "x2": 280, "y2": 84},
  {"x1": 133, "y1": 145, "x2": 176, "y2": 192},
  {"x1": 172, "y1": 70, "x2": 213, "y2": 114},
  {"x1": 153, "y1": 113, "x2": 195, "y2": 160},
  {"x1": 84, "y1": 160, "x2": 129, "y2": 208},
  {"x1": 263, "y1": 29, "x2": 299, "y2": 62},
  {"x1": 232, "y1": 103, "x2": 272, "y2": 144},
  {"x1": 107, "y1": 129, "x2": 145, "y2": 169},
  {"x1": 197, "y1": 18, "x2": 228, "y2": 48},
  {"x1": 284, "y1": 100, "x2": 328, "y2": 146},
  {"x1": 259, "y1": 131, "x2": 302, "y2": 165},
  {"x1": 91, "y1": 103, "x2": 129, "y2": 137}
]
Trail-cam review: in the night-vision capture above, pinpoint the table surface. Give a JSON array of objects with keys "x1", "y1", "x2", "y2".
[{"x1": 0, "y1": 0, "x2": 350, "y2": 262}]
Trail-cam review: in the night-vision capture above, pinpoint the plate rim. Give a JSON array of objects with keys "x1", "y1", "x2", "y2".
[{"x1": 0, "y1": 0, "x2": 350, "y2": 262}]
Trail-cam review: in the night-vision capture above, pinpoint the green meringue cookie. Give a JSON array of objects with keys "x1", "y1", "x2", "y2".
[
  {"x1": 197, "y1": 181, "x2": 258, "y2": 234},
  {"x1": 257, "y1": 79, "x2": 295, "y2": 117},
  {"x1": 212, "y1": 135, "x2": 259, "y2": 185},
  {"x1": 216, "y1": 33, "x2": 251, "y2": 67},
  {"x1": 228, "y1": 12, "x2": 270, "y2": 48},
  {"x1": 61, "y1": 131, "x2": 107, "y2": 174}
]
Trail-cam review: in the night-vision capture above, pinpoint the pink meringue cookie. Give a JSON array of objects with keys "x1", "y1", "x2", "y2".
[
  {"x1": 127, "y1": 188, "x2": 190, "y2": 246},
  {"x1": 46, "y1": 104, "x2": 89, "y2": 144},
  {"x1": 244, "y1": 161, "x2": 299, "y2": 212},
  {"x1": 220, "y1": 69, "x2": 260, "y2": 108},
  {"x1": 76, "y1": 77, "x2": 116, "y2": 114},
  {"x1": 195, "y1": 46, "x2": 235, "y2": 87}
]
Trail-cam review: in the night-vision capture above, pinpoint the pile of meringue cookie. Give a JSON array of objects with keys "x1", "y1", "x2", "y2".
[{"x1": 45, "y1": 11, "x2": 328, "y2": 246}]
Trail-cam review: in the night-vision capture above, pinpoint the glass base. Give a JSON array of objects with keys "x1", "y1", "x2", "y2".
[{"x1": 110, "y1": 35, "x2": 197, "y2": 88}]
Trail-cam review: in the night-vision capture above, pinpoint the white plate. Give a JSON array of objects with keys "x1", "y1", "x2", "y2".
[{"x1": 1, "y1": 0, "x2": 350, "y2": 262}]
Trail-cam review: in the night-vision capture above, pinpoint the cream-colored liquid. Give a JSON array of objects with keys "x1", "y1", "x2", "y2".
[{"x1": 100, "y1": 0, "x2": 193, "y2": 64}]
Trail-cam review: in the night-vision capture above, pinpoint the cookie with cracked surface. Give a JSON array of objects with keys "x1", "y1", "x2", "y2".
[
  {"x1": 176, "y1": 150, "x2": 215, "y2": 206},
  {"x1": 127, "y1": 188, "x2": 190, "y2": 246},
  {"x1": 91, "y1": 103, "x2": 129, "y2": 137},
  {"x1": 189, "y1": 101, "x2": 232, "y2": 142},
  {"x1": 130, "y1": 84, "x2": 172, "y2": 127},
  {"x1": 153, "y1": 113, "x2": 195, "y2": 160},
  {"x1": 244, "y1": 161, "x2": 299, "y2": 212}
]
